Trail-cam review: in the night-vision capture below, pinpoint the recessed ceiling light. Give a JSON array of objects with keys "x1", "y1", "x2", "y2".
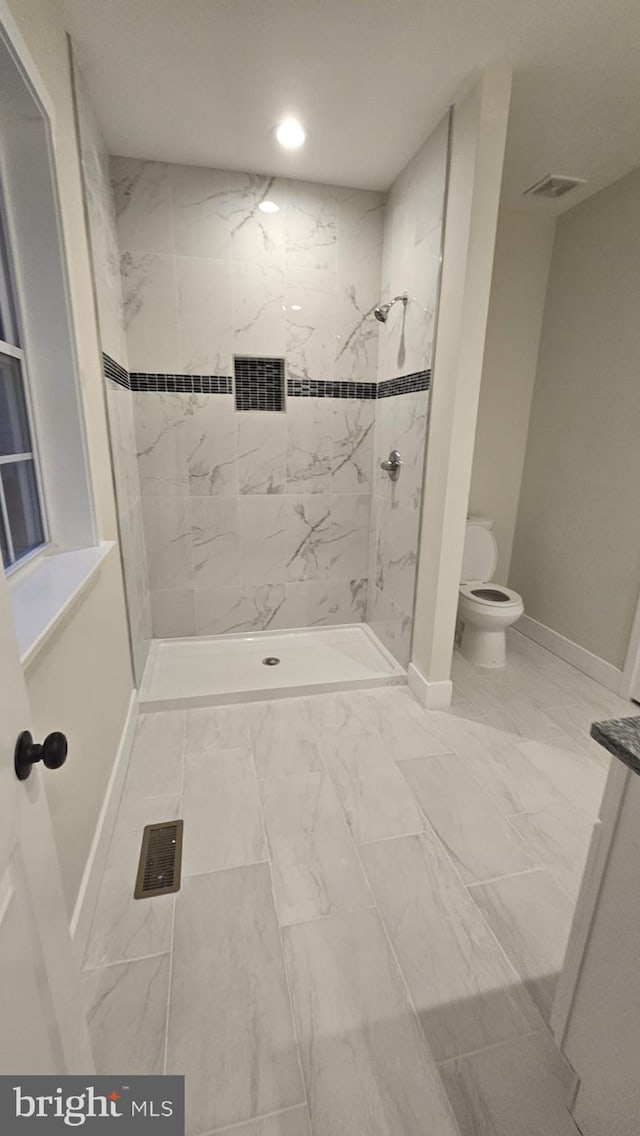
[
  {"x1": 258, "y1": 200, "x2": 280, "y2": 214},
  {"x1": 275, "y1": 117, "x2": 306, "y2": 149},
  {"x1": 291, "y1": 304, "x2": 302, "y2": 311}
]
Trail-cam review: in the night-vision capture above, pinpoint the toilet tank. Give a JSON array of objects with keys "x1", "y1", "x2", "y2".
[{"x1": 461, "y1": 518, "x2": 497, "y2": 583}]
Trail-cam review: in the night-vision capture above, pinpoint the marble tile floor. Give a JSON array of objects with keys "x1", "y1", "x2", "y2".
[{"x1": 82, "y1": 629, "x2": 631, "y2": 1135}]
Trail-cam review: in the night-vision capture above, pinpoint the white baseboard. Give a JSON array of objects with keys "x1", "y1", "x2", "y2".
[
  {"x1": 70, "y1": 689, "x2": 138, "y2": 962},
  {"x1": 408, "y1": 663, "x2": 453, "y2": 709},
  {"x1": 516, "y1": 615, "x2": 623, "y2": 694}
]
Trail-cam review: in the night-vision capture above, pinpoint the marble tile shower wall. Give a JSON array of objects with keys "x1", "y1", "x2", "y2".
[
  {"x1": 134, "y1": 392, "x2": 375, "y2": 635},
  {"x1": 367, "y1": 114, "x2": 449, "y2": 665},
  {"x1": 72, "y1": 59, "x2": 152, "y2": 682},
  {"x1": 111, "y1": 157, "x2": 385, "y2": 635}
]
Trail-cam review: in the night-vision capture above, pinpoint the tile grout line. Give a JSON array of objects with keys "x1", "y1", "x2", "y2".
[
  {"x1": 82, "y1": 949, "x2": 170, "y2": 975},
  {"x1": 81, "y1": 713, "x2": 172, "y2": 975},
  {"x1": 307, "y1": 686, "x2": 577, "y2": 1082},
  {"x1": 163, "y1": 710, "x2": 186, "y2": 1075},
  {"x1": 411, "y1": 803, "x2": 539, "y2": 992},
  {"x1": 395, "y1": 750, "x2": 559, "y2": 879},
  {"x1": 547, "y1": 873, "x2": 579, "y2": 908},
  {"x1": 349, "y1": 831, "x2": 458, "y2": 1110},
  {"x1": 506, "y1": 732, "x2": 607, "y2": 817},
  {"x1": 201, "y1": 1102, "x2": 311, "y2": 1136},
  {"x1": 466, "y1": 847, "x2": 580, "y2": 910},
  {"x1": 451, "y1": 660, "x2": 601, "y2": 719},
  {"x1": 118, "y1": 789, "x2": 182, "y2": 806},
  {"x1": 278, "y1": 901, "x2": 378, "y2": 931},
  {"x1": 355, "y1": 828, "x2": 427, "y2": 848},
  {"x1": 256, "y1": 701, "x2": 378, "y2": 923},
  {"x1": 435, "y1": 730, "x2": 565, "y2": 817},
  {"x1": 460, "y1": 870, "x2": 559, "y2": 1033},
  {"x1": 181, "y1": 858, "x2": 270, "y2": 881},
  {"x1": 309, "y1": 707, "x2": 414, "y2": 863},
  {"x1": 435, "y1": 1026, "x2": 546, "y2": 1070},
  {"x1": 465, "y1": 865, "x2": 544, "y2": 890},
  {"x1": 247, "y1": 725, "x2": 312, "y2": 1132},
  {"x1": 416, "y1": 649, "x2": 609, "y2": 1045},
  {"x1": 391, "y1": 723, "x2": 585, "y2": 1049},
  {"x1": 467, "y1": 640, "x2": 629, "y2": 715},
  {"x1": 383, "y1": 780, "x2": 551, "y2": 1046},
  {"x1": 500, "y1": 808, "x2": 580, "y2": 886},
  {"x1": 393, "y1": 754, "x2": 546, "y2": 886},
  {"x1": 448, "y1": 674, "x2": 569, "y2": 736}
]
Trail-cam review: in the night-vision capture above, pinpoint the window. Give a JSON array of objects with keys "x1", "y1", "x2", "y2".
[
  {"x1": 0, "y1": 215, "x2": 46, "y2": 571},
  {"x1": 0, "y1": 23, "x2": 96, "y2": 567}
]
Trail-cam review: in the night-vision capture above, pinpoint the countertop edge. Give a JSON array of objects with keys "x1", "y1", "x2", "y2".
[{"x1": 591, "y1": 716, "x2": 640, "y2": 778}]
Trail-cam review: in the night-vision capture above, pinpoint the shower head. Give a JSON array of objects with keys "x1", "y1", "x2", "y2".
[{"x1": 373, "y1": 293, "x2": 409, "y2": 323}]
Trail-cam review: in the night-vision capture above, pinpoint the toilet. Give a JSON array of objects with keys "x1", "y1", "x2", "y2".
[{"x1": 458, "y1": 517, "x2": 524, "y2": 668}]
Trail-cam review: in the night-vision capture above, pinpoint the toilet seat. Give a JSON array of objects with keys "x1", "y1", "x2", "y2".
[
  {"x1": 458, "y1": 520, "x2": 523, "y2": 666},
  {"x1": 459, "y1": 582, "x2": 521, "y2": 607}
]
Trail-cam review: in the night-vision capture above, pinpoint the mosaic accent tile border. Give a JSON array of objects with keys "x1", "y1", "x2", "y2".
[
  {"x1": 103, "y1": 353, "x2": 129, "y2": 390},
  {"x1": 235, "y1": 356, "x2": 284, "y2": 411},
  {"x1": 103, "y1": 356, "x2": 431, "y2": 401},
  {"x1": 130, "y1": 373, "x2": 232, "y2": 394},
  {"x1": 287, "y1": 378, "x2": 377, "y2": 400},
  {"x1": 102, "y1": 355, "x2": 233, "y2": 394},
  {"x1": 287, "y1": 373, "x2": 430, "y2": 400},
  {"x1": 377, "y1": 370, "x2": 432, "y2": 398}
]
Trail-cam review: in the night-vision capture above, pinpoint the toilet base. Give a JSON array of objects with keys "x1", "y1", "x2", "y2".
[{"x1": 460, "y1": 623, "x2": 506, "y2": 668}]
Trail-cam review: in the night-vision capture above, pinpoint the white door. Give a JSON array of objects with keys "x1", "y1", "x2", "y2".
[{"x1": 0, "y1": 571, "x2": 93, "y2": 1073}]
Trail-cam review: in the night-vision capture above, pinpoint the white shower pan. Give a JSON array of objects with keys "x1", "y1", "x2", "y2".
[{"x1": 139, "y1": 623, "x2": 406, "y2": 710}]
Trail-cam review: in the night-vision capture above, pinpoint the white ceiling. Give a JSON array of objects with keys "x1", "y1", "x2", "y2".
[{"x1": 63, "y1": 0, "x2": 640, "y2": 213}]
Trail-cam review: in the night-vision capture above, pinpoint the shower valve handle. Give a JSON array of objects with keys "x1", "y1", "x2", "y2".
[{"x1": 380, "y1": 450, "x2": 402, "y2": 481}]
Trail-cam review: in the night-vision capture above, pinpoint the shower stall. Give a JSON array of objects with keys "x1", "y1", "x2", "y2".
[{"x1": 73, "y1": 52, "x2": 449, "y2": 705}]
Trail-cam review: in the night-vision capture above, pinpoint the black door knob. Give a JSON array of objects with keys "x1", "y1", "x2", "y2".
[{"x1": 14, "y1": 730, "x2": 68, "y2": 782}]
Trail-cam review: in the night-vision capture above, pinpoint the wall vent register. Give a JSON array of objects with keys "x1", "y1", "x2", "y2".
[
  {"x1": 234, "y1": 356, "x2": 284, "y2": 411},
  {"x1": 134, "y1": 820, "x2": 184, "y2": 898}
]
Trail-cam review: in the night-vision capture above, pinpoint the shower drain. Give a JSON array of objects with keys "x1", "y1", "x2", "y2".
[{"x1": 262, "y1": 656, "x2": 280, "y2": 666}]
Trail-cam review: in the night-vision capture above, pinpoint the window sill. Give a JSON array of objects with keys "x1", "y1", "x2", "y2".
[{"x1": 10, "y1": 542, "x2": 115, "y2": 667}]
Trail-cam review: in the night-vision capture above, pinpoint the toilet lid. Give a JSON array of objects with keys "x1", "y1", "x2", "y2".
[{"x1": 461, "y1": 523, "x2": 497, "y2": 584}]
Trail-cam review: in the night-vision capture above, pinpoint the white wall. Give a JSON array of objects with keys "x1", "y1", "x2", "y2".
[
  {"x1": 410, "y1": 64, "x2": 512, "y2": 705},
  {"x1": 510, "y1": 165, "x2": 640, "y2": 669},
  {"x1": 468, "y1": 208, "x2": 555, "y2": 583},
  {"x1": 6, "y1": 0, "x2": 133, "y2": 918}
]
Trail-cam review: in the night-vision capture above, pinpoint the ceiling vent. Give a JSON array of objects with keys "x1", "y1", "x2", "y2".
[{"x1": 524, "y1": 174, "x2": 586, "y2": 200}]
